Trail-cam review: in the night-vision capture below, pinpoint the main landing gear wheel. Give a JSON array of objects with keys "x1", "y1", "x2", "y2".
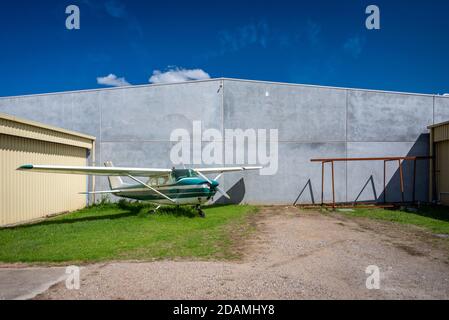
[{"x1": 149, "y1": 205, "x2": 161, "y2": 215}]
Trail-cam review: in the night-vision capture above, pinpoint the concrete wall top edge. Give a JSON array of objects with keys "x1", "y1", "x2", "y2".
[
  {"x1": 0, "y1": 79, "x2": 224, "y2": 100},
  {"x1": 1, "y1": 77, "x2": 447, "y2": 100},
  {"x1": 222, "y1": 78, "x2": 447, "y2": 98}
]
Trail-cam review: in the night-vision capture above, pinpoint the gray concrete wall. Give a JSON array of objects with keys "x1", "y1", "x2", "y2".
[
  {"x1": 221, "y1": 80, "x2": 347, "y2": 204},
  {"x1": 346, "y1": 90, "x2": 432, "y2": 204},
  {"x1": 1, "y1": 78, "x2": 448, "y2": 205},
  {"x1": 0, "y1": 80, "x2": 224, "y2": 195},
  {"x1": 221, "y1": 80, "x2": 444, "y2": 204}
]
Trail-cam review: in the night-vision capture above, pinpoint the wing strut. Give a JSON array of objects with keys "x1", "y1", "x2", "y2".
[{"x1": 126, "y1": 175, "x2": 176, "y2": 204}]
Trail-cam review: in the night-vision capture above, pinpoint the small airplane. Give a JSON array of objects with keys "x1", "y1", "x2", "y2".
[{"x1": 17, "y1": 162, "x2": 262, "y2": 217}]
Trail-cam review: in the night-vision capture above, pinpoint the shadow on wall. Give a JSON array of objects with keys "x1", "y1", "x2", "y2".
[
  {"x1": 376, "y1": 134, "x2": 430, "y2": 203},
  {"x1": 293, "y1": 179, "x2": 315, "y2": 205},
  {"x1": 293, "y1": 134, "x2": 430, "y2": 205},
  {"x1": 215, "y1": 178, "x2": 246, "y2": 205}
]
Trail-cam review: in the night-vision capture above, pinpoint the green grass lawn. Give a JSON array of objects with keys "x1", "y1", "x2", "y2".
[
  {"x1": 338, "y1": 205, "x2": 449, "y2": 235},
  {"x1": 0, "y1": 202, "x2": 258, "y2": 264}
]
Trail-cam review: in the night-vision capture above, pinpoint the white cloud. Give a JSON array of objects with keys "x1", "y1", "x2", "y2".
[
  {"x1": 149, "y1": 68, "x2": 210, "y2": 84},
  {"x1": 97, "y1": 74, "x2": 131, "y2": 87}
]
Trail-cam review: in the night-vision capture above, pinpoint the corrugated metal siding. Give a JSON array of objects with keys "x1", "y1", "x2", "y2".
[
  {"x1": 0, "y1": 117, "x2": 93, "y2": 149},
  {"x1": 1, "y1": 134, "x2": 88, "y2": 226},
  {"x1": 434, "y1": 123, "x2": 449, "y2": 143},
  {"x1": 436, "y1": 140, "x2": 449, "y2": 206},
  {"x1": 430, "y1": 121, "x2": 449, "y2": 206}
]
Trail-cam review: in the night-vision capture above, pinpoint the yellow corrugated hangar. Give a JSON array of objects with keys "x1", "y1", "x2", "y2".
[
  {"x1": 0, "y1": 112, "x2": 96, "y2": 227},
  {"x1": 429, "y1": 120, "x2": 449, "y2": 206}
]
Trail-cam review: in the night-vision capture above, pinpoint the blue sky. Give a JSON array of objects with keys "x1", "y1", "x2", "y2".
[{"x1": 0, "y1": 0, "x2": 448, "y2": 96}]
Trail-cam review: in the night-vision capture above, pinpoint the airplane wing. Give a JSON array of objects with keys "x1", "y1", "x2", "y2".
[
  {"x1": 194, "y1": 166, "x2": 262, "y2": 174},
  {"x1": 17, "y1": 164, "x2": 262, "y2": 177},
  {"x1": 17, "y1": 165, "x2": 172, "y2": 177}
]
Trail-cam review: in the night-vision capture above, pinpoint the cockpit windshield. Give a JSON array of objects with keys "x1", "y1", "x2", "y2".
[{"x1": 172, "y1": 169, "x2": 198, "y2": 180}]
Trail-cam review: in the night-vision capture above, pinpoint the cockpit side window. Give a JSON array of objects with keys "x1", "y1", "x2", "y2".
[
  {"x1": 189, "y1": 170, "x2": 198, "y2": 177},
  {"x1": 172, "y1": 169, "x2": 199, "y2": 180},
  {"x1": 173, "y1": 169, "x2": 189, "y2": 180}
]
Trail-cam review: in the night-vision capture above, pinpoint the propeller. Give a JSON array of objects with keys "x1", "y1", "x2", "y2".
[
  {"x1": 194, "y1": 170, "x2": 231, "y2": 200},
  {"x1": 216, "y1": 186, "x2": 231, "y2": 200}
]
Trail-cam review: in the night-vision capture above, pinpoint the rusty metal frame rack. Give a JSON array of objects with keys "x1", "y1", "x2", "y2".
[{"x1": 308, "y1": 156, "x2": 432, "y2": 209}]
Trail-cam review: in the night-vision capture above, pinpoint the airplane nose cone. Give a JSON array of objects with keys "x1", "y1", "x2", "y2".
[{"x1": 211, "y1": 180, "x2": 219, "y2": 188}]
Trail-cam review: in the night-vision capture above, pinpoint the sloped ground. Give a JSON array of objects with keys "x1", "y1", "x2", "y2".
[
  {"x1": 0, "y1": 267, "x2": 67, "y2": 300},
  {"x1": 35, "y1": 206, "x2": 449, "y2": 299}
]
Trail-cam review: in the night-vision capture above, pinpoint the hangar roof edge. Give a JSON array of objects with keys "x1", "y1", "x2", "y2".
[{"x1": 0, "y1": 112, "x2": 96, "y2": 141}]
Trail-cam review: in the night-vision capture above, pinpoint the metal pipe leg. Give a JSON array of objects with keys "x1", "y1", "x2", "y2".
[{"x1": 398, "y1": 160, "x2": 405, "y2": 203}]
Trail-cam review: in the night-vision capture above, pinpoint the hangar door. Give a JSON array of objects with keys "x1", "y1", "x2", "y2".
[{"x1": 0, "y1": 113, "x2": 95, "y2": 227}]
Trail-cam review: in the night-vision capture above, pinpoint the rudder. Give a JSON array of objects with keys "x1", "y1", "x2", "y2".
[{"x1": 104, "y1": 161, "x2": 124, "y2": 189}]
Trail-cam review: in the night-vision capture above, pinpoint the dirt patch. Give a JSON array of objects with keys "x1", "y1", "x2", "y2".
[
  {"x1": 329, "y1": 212, "x2": 449, "y2": 263},
  {"x1": 394, "y1": 244, "x2": 425, "y2": 257},
  {"x1": 219, "y1": 207, "x2": 261, "y2": 260},
  {"x1": 35, "y1": 206, "x2": 449, "y2": 300}
]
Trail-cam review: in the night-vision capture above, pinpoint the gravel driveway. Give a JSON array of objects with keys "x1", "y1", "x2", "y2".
[{"x1": 36, "y1": 206, "x2": 449, "y2": 299}]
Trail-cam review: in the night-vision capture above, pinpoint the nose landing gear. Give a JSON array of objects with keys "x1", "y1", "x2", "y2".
[{"x1": 194, "y1": 204, "x2": 206, "y2": 218}]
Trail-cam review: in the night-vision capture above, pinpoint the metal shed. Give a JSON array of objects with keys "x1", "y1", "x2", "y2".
[
  {"x1": 429, "y1": 120, "x2": 449, "y2": 206},
  {"x1": 0, "y1": 112, "x2": 96, "y2": 227}
]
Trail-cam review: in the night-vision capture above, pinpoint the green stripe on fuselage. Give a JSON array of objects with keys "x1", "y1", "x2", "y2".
[{"x1": 117, "y1": 177, "x2": 217, "y2": 201}]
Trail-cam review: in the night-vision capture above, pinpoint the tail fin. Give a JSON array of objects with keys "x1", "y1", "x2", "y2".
[{"x1": 104, "y1": 161, "x2": 124, "y2": 189}]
